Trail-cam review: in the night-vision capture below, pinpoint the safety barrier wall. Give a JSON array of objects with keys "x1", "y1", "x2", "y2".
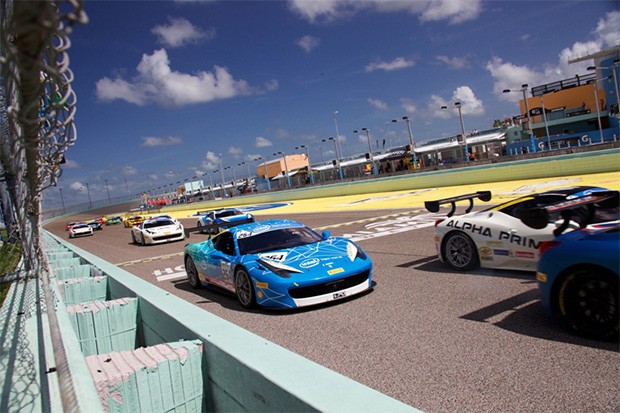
[
  {"x1": 163, "y1": 148, "x2": 620, "y2": 214},
  {"x1": 44, "y1": 232, "x2": 419, "y2": 412}
]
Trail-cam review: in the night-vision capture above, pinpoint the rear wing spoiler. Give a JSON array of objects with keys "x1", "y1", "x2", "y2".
[
  {"x1": 183, "y1": 217, "x2": 255, "y2": 238},
  {"x1": 424, "y1": 191, "x2": 492, "y2": 217},
  {"x1": 519, "y1": 190, "x2": 619, "y2": 235}
]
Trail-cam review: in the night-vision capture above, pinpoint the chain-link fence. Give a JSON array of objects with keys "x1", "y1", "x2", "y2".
[{"x1": 0, "y1": 0, "x2": 87, "y2": 411}]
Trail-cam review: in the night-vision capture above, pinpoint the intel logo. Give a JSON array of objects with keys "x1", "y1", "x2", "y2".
[{"x1": 300, "y1": 258, "x2": 320, "y2": 269}]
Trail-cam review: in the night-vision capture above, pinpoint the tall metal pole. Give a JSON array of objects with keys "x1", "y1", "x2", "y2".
[
  {"x1": 296, "y1": 145, "x2": 314, "y2": 184},
  {"x1": 356, "y1": 128, "x2": 376, "y2": 175},
  {"x1": 540, "y1": 95, "x2": 551, "y2": 149},
  {"x1": 105, "y1": 179, "x2": 111, "y2": 204},
  {"x1": 455, "y1": 102, "x2": 469, "y2": 161},
  {"x1": 59, "y1": 187, "x2": 65, "y2": 214},
  {"x1": 85, "y1": 183, "x2": 92, "y2": 208},
  {"x1": 592, "y1": 82, "x2": 604, "y2": 143},
  {"x1": 403, "y1": 116, "x2": 417, "y2": 168},
  {"x1": 333, "y1": 111, "x2": 344, "y2": 158},
  {"x1": 521, "y1": 84, "x2": 536, "y2": 152}
]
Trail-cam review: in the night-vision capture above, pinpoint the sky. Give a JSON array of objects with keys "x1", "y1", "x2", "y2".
[{"x1": 45, "y1": 0, "x2": 620, "y2": 209}]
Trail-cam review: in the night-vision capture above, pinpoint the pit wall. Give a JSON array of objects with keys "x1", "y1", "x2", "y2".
[
  {"x1": 163, "y1": 148, "x2": 620, "y2": 214},
  {"x1": 44, "y1": 232, "x2": 419, "y2": 412}
]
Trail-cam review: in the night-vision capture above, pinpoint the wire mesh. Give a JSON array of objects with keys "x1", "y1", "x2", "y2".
[{"x1": 0, "y1": 1, "x2": 87, "y2": 411}]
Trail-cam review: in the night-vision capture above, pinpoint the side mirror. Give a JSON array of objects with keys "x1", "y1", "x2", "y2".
[{"x1": 321, "y1": 230, "x2": 331, "y2": 240}]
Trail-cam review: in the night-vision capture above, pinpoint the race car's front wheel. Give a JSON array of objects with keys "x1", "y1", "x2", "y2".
[
  {"x1": 442, "y1": 231, "x2": 479, "y2": 271},
  {"x1": 131, "y1": 232, "x2": 137, "y2": 244},
  {"x1": 235, "y1": 268, "x2": 255, "y2": 309},
  {"x1": 185, "y1": 256, "x2": 202, "y2": 289},
  {"x1": 558, "y1": 269, "x2": 619, "y2": 340}
]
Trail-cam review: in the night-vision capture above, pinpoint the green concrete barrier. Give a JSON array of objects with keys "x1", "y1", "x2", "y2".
[{"x1": 44, "y1": 232, "x2": 419, "y2": 412}]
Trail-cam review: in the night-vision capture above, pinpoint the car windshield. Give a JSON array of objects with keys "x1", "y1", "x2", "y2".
[
  {"x1": 144, "y1": 219, "x2": 175, "y2": 229},
  {"x1": 237, "y1": 226, "x2": 322, "y2": 255},
  {"x1": 217, "y1": 210, "x2": 241, "y2": 218}
]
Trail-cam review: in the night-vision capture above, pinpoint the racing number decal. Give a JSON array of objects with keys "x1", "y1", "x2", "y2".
[{"x1": 221, "y1": 262, "x2": 232, "y2": 282}]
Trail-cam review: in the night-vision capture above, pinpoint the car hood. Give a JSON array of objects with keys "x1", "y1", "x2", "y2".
[
  {"x1": 245, "y1": 237, "x2": 368, "y2": 277},
  {"x1": 143, "y1": 224, "x2": 181, "y2": 233}
]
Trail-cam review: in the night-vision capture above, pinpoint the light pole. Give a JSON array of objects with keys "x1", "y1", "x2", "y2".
[
  {"x1": 441, "y1": 102, "x2": 470, "y2": 161},
  {"x1": 588, "y1": 61, "x2": 620, "y2": 117},
  {"x1": 105, "y1": 179, "x2": 111, "y2": 204},
  {"x1": 238, "y1": 161, "x2": 252, "y2": 190},
  {"x1": 85, "y1": 182, "x2": 92, "y2": 209},
  {"x1": 588, "y1": 79, "x2": 605, "y2": 143},
  {"x1": 254, "y1": 156, "x2": 271, "y2": 190},
  {"x1": 59, "y1": 187, "x2": 65, "y2": 214},
  {"x1": 353, "y1": 128, "x2": 377, "y2": 174},
  {"x1": 224, "y1": 166, "x2": 237, "y2": 195},
  {"x1": 391, "y1": 116, "x2": 418, "y2": 168},
  {"x1": 503, "y1": 84, "x2": 535, "y2": 153},
  {"x1": 333, "y1": 110, "x2": 344, "y2": 158},
  {"x1": 273, "y1": 151, "x2": 291, "y2": 187},
  {"x1": 321, "y1": 137, "x2": 343, "y2": 180},
  {"x1": 295, "y1": 145, "x2": 315, "y2": 184}
]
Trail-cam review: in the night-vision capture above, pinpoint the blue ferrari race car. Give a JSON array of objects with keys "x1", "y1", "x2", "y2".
[
  {"x1": 183, "y1": 219, "x2": 373, "y2": 309},
  {"x1": 195, "y1": 208, "x2": 255, "y2": 234}
]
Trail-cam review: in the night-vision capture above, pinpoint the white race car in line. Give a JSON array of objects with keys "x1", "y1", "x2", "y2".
[
  {"x1": 68, "y1": 223, "x2": 94, "y2": 238},
  {"x1": 131, "y1": 216, "x2": 185, "y2": 245},
  {"x1": 425, "y1": 186, "x2": 613, "y2": 272}
]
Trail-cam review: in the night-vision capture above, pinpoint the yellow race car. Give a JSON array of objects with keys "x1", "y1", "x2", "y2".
[{"x1": 123, "y1": 215, "x2": 144, "y2": 228}]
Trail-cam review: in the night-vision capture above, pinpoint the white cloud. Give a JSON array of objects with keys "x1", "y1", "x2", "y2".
[
  {"x1": 96, "y1": 49, "x2": 276, "y2": 107},
  {"x1": 428, "y1": 86, "x2": 484, "y2": 117},
  {"x1": 152, "y1": 17, "x2": 215, "y2": 48},
  {"x1": 202, "y1": 151, "x2": 221, "y2": 170},
  {"x1": 287, "y1": 0, "x2": 481, "y2": 24},
  {"x1": 400, "y1": 98, "x2": 417, "y2": 114},
  {"x1": 123, "y1": 166, "x2": 138, "y2": 175},
  {"x1": 594, "y1": 10, "x2": 620, "y2": 48},
  {"x1": 365, "y1": 57, "x2": 415, "y2": 73},
  {"x1": 296, "y1": 35, "x2": 321, "y2": 53},
  {"x1": 436, "y1": 55, "x2": 468, "y2": 69},
  {"x1": 69, "y1": 181, "x2": 87, "y2": 192},
  {"x1": 63, "y1": 159, "x2": 80, "y2": 169},
  {"x1": 367, "y1": 97, "x2": 388, "y2": 110},
  {"x1": 255, "y1": 136, "x2": 273, "y2": 147},
  {"x1": 229, "y1": 146, "x2": 243, "y2": 158},
  {"x1": 487, "y1": 11, "x2": 620, "y2": 101},
  {"x1": 141, "y1": 135, "x2": 183, "y2": 147}
]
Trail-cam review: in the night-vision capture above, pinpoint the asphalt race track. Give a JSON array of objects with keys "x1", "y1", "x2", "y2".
[{"x1": 45, "y1": 175, "x2": 620, "y2": 413}]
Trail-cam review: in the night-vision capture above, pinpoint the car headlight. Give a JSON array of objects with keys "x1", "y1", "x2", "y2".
[
  {"x1": 347, "y1": 242, "x2": 367, "y2": 261},
  {"x1": 257, "y1": 259, "x2": 302, "y2": 278}
]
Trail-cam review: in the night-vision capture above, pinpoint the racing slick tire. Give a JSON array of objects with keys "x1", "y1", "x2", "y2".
[
  {"x1": 140, "y1": 233, "x2": 146, "y2": 246},
  {"x1": 131, "y1": 232, "x2": 137, "y2": 244},
  {"x1": 185, "y1": 256, "x2": 202, "y2": 289},
  {"x1": 442, "y1": 231, "x2": 479, "y2": 271},
  {"x1": 196, "y1": 221, "x2": 205, "y2": 234},
  {"x1": 234, "y1": 268, "x2": 255, "y2": 309},
  {"x1": 558, "y1": 269, "x2": 619, "y2": 340}
]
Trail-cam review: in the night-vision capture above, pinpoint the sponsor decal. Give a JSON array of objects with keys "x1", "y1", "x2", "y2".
[
  {"x1": 300, "y1": 258, "x2": 320, "y2": 269},
  {"x1": 259, "y1": 252, "x2": 288, "y2": 262},
  {"x1": 515, "y1": 251, "x2": 535, "y2": 259},
  {"x1": 478, "y1": 247, "x2": 493, "y2": 257},
  {"x1": 498, "y1": 231, "x2": 541, "y2": 249},
  {"x1": 493, "y1": 249, "x2": 510, "y2": 256},
  {"x1": 333, "y1": 291, "x2": 347, "y2": 299},
  {"x1": 256, "y1": 290, "x2": 264, "y2": 299},
  {"x1": 536, "y1": 272, "x2": 548, "y2": 282},
  {"x1": 256, "y1": 281, "x2": 268, "y2": 289},
  {"x1": 486, "y1": 241, "x2": 503, "y2": 247},
  {"x1": 328, "y1": 267, "x2": 344, "y2": 275},
  {"x1": 446, "y1": 220, "x2": 492, "y2": 237}
]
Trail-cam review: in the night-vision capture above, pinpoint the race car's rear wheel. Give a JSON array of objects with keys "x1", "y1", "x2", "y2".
[
  {"x1": 558, "y1": 269, "x2": 619, "y2": 340},
  {"x1": 235, "y1": 268, "x2": 255, "y2": 309},
  {"x1": 442, "y1": 231, "x2": 479, "y2": 271},
  {"x1": 185, "y1": 256, "x2": 202, "y2": 289},
  {"x1": 197, "y1": 221, "x2": 204, "y2": 233}
]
